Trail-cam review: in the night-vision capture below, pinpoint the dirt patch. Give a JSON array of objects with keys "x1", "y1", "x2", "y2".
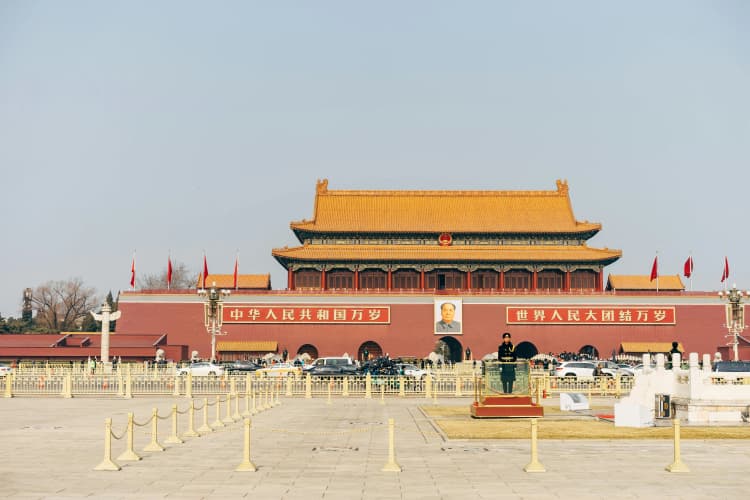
[{"x1": 421, "y1": 406, "x2": 750, "y2": 439}]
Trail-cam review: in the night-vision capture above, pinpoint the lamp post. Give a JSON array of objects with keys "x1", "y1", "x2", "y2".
[
  {"x1": 718, "y1": 284, "x2": 748, "y2": 362},
  {"x1": 198, "y1": 282, "x2": 230, "y2": 362}
]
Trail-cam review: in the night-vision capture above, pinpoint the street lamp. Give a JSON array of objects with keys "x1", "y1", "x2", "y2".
[
  {"x1": 198, "y1": 282, "x2": 230, "y2": 362},
  {"x1": 718, "y1": 284, "x2": 748, "y2": 362}
]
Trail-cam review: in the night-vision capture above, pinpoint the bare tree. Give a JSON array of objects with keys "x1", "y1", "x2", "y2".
[
  {"x1": 141, "y1": 261, "x2": 197, "y2": 290},
  {"x1": 32, "y1": 279, "x2": 100, "y2": 332}
]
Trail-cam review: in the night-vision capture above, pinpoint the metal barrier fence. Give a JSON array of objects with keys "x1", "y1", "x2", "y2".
[{"x1": 2, "y1": 365, "x2": 636, "y2": 399}]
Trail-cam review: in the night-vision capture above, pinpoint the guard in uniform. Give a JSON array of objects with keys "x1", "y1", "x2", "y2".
[{"x1": 498, "y1": 332, "x2": 517, "y2": 394}]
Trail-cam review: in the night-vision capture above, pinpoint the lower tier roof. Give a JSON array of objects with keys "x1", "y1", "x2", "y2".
[{"x1": 272, "y1": 243, "x2": 621, "y2": 267}]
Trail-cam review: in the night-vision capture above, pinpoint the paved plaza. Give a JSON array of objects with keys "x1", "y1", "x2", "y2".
[{"x1": 1, "y1": 395, "x2": 749, "y2": 499}]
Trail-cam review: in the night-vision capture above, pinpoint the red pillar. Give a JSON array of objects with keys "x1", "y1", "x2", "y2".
[
  {"x1": 499, "y1": 270, "x2": 505, "y2": 291},
  {"x1": 597, "y1": 269, "x2": 603, "y2": 292},
  {"x1": 466, "y1": 271, "x2": 472, "y2": 291},
  {"x1": 321, "y1": 269, "x2": 327, "y2": 291},
  {"x1": 354, "y1": 269, "x2": 359, "y2": 290},
  {"x1": 387, "y1": 269, "x2": 392, "y2": 290},
  {"x1": 564, "y1": 271, "x2": 571, "y2": 292},
  {"x1": 288, "y1": 269, "x2": 294, "y2": 290},
  {"x1": 531, "y1": 270, "x2": 538, "y2": 292},
  {"x1": 420, "y1": 270, "x2": 425, "y2": 291}
]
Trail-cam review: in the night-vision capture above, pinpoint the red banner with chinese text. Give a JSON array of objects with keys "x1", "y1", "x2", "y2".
[
  {"x1": 222, "y1": 305, "x2": 391, "y2": 324},
  {"x1": 506, "y1": 306, "x2": 675, "y2": 325}
]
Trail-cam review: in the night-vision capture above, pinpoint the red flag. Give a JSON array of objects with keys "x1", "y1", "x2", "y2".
[
  {"x1": 202, "y1": 254, "x2": 209, "y2": 288},
  {"x1": 650, "y1": 256, "x2": 658, "y2": 281},
  {"x1": 721, "y1": 256, "x2": 729, "y2": 283},
  {"x1": 167, "y1": 256, "x2": 173, "y2": 289},
  {"x1": 683, "y1": 256, "x2": 693, "y2": 278},
  {"x1": 233, "y1": 254, "x2": 239, "y2": 290},
  {"x1": 129, "y1": 256, "x2": 136, "y2": 289}
]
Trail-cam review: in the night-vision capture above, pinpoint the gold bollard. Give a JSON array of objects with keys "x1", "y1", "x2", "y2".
[
  {"x1": 242, "y1": 390, "x2": 251, "y2": 417},
  {"x1": 117, "y1": 412, "x2": 142, "y2": 461},
  {"x1": 286, "y1": 376, "x2": 293, "y2": 397},
  {"x1": 343, "y1": 376, "x2": 350, "y2": 397},
  {"x1": 381, "y1": 418, "x2": 401, "y2": 472},
  {"x1": 124, "y1": 366, "x2": 133, "y2": 399},
  {"x1": 223, "y1": 393, "x2": 235, "y2": 423},
  {"x1": 184, "y1": 400, "x2": 200, "y2": 438},
  {"x1": 173, "y1": 375, "x2": 181, "y2": 397},
  {"x1": 305, "y1": 373, "x2": 312, "y2": 399},
  {"x1": 327, "y1": 381, "x2": 332, "y2": 405},
  {"x1": 235, "y1": 418, "x2": 258, "y2": 472},
  {"x1": 143, "y1": 408, "x2": 165, "y2": 452},
  {"x1": 665, "y1": 418, "x2": 690, "y2": 472},
  {"x1": 425, "y1": 376, "x2": 432, "y2": 399},
  {"x1": 380, "y1": 383, "x2": 385, "y2": 405},
  {"x1": 275, "y1": 381, "x2": 281, "y2": 406},
  {"x1": 165, "y1": 404, "x2": 184, "y2": 444},
  {"x1": 63, "y1": 372, "x2": 73, "y2": 398},
  {"x1": 365, "y1": 373, "x2": 372, "y2": 399},
  {"x1": 4, "y1": 372, "x2": 12, "y2": 398},
  {"x1": 116, "y1": 370, "x2": 124, "y2": 397},
  {"x1": 524, "y1": 419, "x2": 546, "y2": 472},
  {"x1": 230, "y1": 377, "x2": 237, "y2": 397},
  {"x1": 198, "y1": 398, "x2": 213, "y2": 433},
  {"x1": 251, "y1": 389, "x2": 258, "y2": 415},
  {"x1": 233, "y1": 390, "x2": 242, "y2": 420},
  {"x1": 398, "y1": 376, "x2": 405, "y2": 398},
  {"x1": 212, "y1": 395, "x2": 225, "y2": 428},
  {"x1": 94, "y1": 418, "x2": 121, "y2": 471},
  {"x1": 185, "y1": 372, "x2": 193, "y2": 399}
]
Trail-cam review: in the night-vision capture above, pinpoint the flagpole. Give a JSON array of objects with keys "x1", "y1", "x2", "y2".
[
  {"x1": 167, "y1": 250, "x2": 171, "y2": 290},
  {"x1": 235, "y1": 249, "x2": 239, "y2": 291}
]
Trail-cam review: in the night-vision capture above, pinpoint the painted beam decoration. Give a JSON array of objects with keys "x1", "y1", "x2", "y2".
[
  {"x1": 506, "y1": 306, "x2": 676, "y2": 325},
  {"x1": 223, "y1": 305, "x2": 391, "y2": 324}
]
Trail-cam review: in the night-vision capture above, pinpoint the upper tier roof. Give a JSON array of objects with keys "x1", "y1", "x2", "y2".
[{"x1": 290, "y1": 179, "x2": 601, "y2": 236}]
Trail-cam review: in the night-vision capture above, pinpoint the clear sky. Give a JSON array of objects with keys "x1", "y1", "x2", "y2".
[{"x1": 1, "y1": 1, "x2": 748, "y2": 317}]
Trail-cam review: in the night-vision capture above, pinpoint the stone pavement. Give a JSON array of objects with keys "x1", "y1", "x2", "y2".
[{"x1": 1, "y1": 395, "x2": 749, "y2": 499}]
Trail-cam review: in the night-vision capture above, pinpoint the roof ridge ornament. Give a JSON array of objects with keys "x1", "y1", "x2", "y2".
[
  {"x1": 317, "y1": 178, "x2": 329, "y2": 194},
  {"x1": 556, "y1": 179, "x2": 569, "y2": 195}
]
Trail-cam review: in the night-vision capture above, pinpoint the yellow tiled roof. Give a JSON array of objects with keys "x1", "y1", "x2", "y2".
[
  {"x1": 290, "y1": 179, "x2": 601, "y2": 234},
  {"x1": 197, "y1": 274, "x2": 271, "y2": 289},
  {"x1": 607, "y1": 275, "x2": 684, "y2": 291},
  {"x1": 272, "y1": 244, "x2": 621, "y2": 263},
  {"x1": 620, "y1": 342, "x2": 684, "y2": 353},
  {"x1": 217, "y1": 341, "x2": 278, "y2": 352}
]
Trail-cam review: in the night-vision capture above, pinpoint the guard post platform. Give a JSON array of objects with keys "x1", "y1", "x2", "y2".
[{"x1": 470, "y1": 361, "x2": 544, "y2": 418}]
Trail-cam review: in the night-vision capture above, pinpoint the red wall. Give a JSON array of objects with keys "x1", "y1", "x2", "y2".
[{"x1": 117, "y1": 299, "x2": 729, "y2": 361}]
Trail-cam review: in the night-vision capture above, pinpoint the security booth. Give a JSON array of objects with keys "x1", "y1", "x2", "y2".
[{"x1": 471, "y1": 360, "x2": 544, "y2": 418}]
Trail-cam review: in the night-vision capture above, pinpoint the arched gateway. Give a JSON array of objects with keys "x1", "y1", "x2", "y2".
[
  {"x1": 358, "y1": 341, "x2": 382, "y2": 362},
  {"x1": 436, "y1": 336, "x2": 463, "y2": 363}
]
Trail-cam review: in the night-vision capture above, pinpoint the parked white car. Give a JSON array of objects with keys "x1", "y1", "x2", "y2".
[
  {"x1": 177, "y1": 361, "x2": 224, "y2": 376},
  {"x1": 396, "y1": 363, "x2": 430, "y2": 380}
]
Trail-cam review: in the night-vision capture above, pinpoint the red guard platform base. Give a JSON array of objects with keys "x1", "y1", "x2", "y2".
[{"x1": 470, "y1": 395, "x2": 544, "y2": 418}]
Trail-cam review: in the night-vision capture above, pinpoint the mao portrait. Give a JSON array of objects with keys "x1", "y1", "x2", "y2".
[{"x1": 434, "y1": 299, "x2": 462, "y2": 334}]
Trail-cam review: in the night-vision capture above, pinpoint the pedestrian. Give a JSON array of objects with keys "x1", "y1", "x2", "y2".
[{"x1": 498, "y1": 332, "x2": 517, "y2": 394}]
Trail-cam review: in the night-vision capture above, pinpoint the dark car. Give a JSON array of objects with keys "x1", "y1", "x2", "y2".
[
  {"x1": 714, "y1": 361, "x2": 750, "y2": 373},
  {"x1": 226, "y1": 360, "x2": 261, "y2": 373},
  {"x1": 309, "y1": 364, "x2": 358, "y2": 376}
]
